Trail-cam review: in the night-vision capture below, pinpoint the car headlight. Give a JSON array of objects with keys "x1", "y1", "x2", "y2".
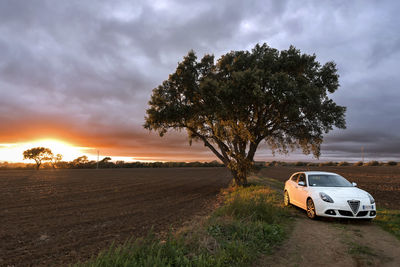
[
  {"x1": 319, "y1": 192, "x2": 334, "y2": 203},
  {"x1": 367, "y1": 193, "x2": 375, "y2": 204}
]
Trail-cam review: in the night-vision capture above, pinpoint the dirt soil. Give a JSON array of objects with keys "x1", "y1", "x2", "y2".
[
  {"x1": 259, "y1": 210, "x2": 400, "y2": 267},
  {"x1": 258, "y1": 166, "x2": 400, "y2": 209},
  {"x1": 0, "y1": 168, "x2": 231, "y2": 266}
]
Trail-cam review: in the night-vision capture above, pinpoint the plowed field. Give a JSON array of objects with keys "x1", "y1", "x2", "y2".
[
  {"x1": 0, "y1": 168, "x2": 231, "y2": 266},
  {"x1": 258, "y1": 166, "x2": 400, "y2": 209}
]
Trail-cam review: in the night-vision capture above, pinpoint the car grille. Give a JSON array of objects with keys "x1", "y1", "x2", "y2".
[
  {"x1": 356, "y1": 211, "x2": 368, "y2": 217},
  {"x1": 338, "y1": 210, "x2": 354, "y2": 217},
  {"x1": 347, "y1": 200, "x2": 360, "y2": 214}
]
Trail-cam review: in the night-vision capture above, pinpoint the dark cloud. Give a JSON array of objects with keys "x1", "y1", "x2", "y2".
[{"x1": 0, "y1": 0, "x2": 399, "y2": 161}]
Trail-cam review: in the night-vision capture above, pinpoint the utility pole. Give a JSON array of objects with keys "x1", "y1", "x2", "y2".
[
  {"x1": 97, "y1": 150, "x2": 99, "y2": 169},
  {"x1": 361, "y1": 146, "x2": 364, "y2": 163}
]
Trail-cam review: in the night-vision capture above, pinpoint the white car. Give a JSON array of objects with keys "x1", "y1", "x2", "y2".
[{"x1": 284, "y1": 171, "x2": 376, "y2": 220}]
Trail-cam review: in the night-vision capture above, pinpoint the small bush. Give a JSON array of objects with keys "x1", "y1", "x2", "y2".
[
  {"x1": 353, "y1": 161, "x2": 363, "y2": 166},
  {"x1": 337, "y1": 161, "x2": 350, "y2": 166},
  {"x1": 386, "y1": 161, "x2": 398, "y2": 166},
  {"x1": 307, "y1": 162, "x2": 317, "y2": 166},
  {"x1": 319, "y1": 161, "x2": 336, "y2": 167},
  {"x1": 364, "y1": 161, "x2": 380, "y2": 166},
  {"x1": 294, "y1": 161, "x2": 306, "y2": 166}
]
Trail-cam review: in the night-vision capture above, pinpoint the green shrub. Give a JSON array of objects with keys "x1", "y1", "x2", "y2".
[
  {"x1": 294, "y1": 161, "x2": 306, "y2": 166},
  {"x1": 353, "y1": 161, "x2": 363, "y2": 166},
  {"x1": 337, "y1": 161, "x2": 349, "y2": 166},
  {"x1": 386, "y1": 161, "x2": 398, "y2": 166}
]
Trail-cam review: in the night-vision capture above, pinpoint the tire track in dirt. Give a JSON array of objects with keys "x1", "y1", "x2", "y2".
[{"x1": 259, "y1": 213, "x2": 400, "y2": 267}]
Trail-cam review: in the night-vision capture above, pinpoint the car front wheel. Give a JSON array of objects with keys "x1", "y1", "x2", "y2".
[
  {"x1": 284, "y1": 191, "x2": 291, "y2": 207},
  {"x1": 306, "y1": 198, "x2": 317, "y2": 219}
]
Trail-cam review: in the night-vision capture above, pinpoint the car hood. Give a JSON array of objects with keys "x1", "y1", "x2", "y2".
[{"x1": 310, "y1": 187, "x2": 370, "y2": 199}]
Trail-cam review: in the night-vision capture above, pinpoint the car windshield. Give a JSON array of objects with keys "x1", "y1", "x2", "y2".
[{"x1": 308, "y1": 174, "x2": 353, "y2": 187}]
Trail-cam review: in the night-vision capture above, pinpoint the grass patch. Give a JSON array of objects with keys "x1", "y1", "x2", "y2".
[
  {"x1": 74, "y1": 185, "x2": 292, "y2": 267},
  {"x1": 248, "y1": 175, "x2": 284, "y2": 190},
  {"x1": 348, "y1": 242, "x2": 376, "y2": 256},
  {"x1": 374, "y1": 209, "x2": 400, "y2": 240}
]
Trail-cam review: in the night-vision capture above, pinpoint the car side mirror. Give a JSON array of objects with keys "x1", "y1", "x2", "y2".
[
  {"x1": 352, "y1": 182, "x2": 357, "y2": 187},
  {"x1": 298, "y1": 181, "x2": 306, "y2": 186}
]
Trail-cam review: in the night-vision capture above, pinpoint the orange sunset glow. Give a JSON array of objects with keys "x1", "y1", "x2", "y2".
[{"x1": 0, "y1": 139, "x2": 92, "y2": 162}]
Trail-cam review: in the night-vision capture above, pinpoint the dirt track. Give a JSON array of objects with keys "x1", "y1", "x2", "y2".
[
  {"x1": 258, "y1": 166, "x2": 400, "y2": 209},
  {"x1": 259, "y1": 213, "x2": 400, "y2": 267},
  {"x1": 0, "y1": 168, "x2": 231, "y2": 266}
]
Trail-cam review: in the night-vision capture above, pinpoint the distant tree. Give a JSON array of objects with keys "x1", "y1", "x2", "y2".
[
  {"x1": 99, "y1": 157, "x2": 112, "y2": 168},
  {"x1": 23, "y1": 147, "x2": 53, "y2": 170},
  {"x1": 71, "y1": 155, "x2": 89, "y2": 168},
  {"x1": 50, "y1": 154, "x2": 63, "y2": 168},
  {"x1": 100, "y1": 157, "x2": 111, "y2": 163},
  {"x1": 145, "y1": 43, "x2": 346, "y2": 186}
]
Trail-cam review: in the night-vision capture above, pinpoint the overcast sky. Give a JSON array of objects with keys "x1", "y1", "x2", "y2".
[{"x1": 0, "y1": 0, "x2": 399, "y2": 162}]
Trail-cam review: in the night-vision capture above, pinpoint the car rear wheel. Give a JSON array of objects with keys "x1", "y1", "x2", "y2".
[
  {"x1": 284, "y1": 191, "x2": 291, "y2": 207},
  {"x1": 306, "y1": 198, "x2": 317, "y2": 219}
]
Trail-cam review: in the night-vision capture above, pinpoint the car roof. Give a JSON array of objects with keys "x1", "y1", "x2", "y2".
[{"x1": 293, "y1": 171, "x2": 338, "y2": 176}]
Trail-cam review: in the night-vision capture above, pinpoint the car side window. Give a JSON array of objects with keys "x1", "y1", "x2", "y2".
[
  {"x1": 291, "y1": 174, "x2": 299, "y2": 182},
  {"x1": 298, "y1": 173, "x2": 306, "y2": 186}
]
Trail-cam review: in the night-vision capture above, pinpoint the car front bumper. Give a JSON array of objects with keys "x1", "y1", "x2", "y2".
[{"x1": 314, "y1": 198, "x2": 376, "y2": 219}]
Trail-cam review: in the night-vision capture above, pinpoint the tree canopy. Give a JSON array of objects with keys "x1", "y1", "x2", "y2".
[
  {"x1": 23, "y1": 147, "x2": 53, "y2": 170},
  {"x1": 144, "y1": 43, "x2": 346, "y2": 186}
]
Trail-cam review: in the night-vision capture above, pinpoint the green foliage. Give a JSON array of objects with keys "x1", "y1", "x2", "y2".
[
  {"x1": 144, "y1": 43, "x2": 346, "y2": 186},
  {"x1": 337, "y1": 161, "x2": 350, "y2": 166},
  {"x1": 386, "y1": 161, "x2": 398, "y2": 166},
  {"x1": 374, "y1": 209, "x2": 400, "y2": 240},
  {"x1": 23, "y1": 147, "x2": 53, "y2": 169},
  {"x1": 75, "y1": 185, "x2": 290, "y2": 267},
  {"x1": 353, "y1": 161, "x2": 364, "y2": 166}
]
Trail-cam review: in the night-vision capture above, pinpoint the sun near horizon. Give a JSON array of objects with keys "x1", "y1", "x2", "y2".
[
  {"x1": 0, "y1": 139, "x2": 95, "y2": 163},
  {"x1": 0, "y1": 139, "x2": 160, "y2": 163}
]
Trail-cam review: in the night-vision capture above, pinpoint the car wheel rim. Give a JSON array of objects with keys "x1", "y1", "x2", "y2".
[
  {"x1": 284, "y1": 192, "x2": 289, "y2": 205},
  {"x1": 307, "y1": 199, "x2": 315, "y2": 218}
]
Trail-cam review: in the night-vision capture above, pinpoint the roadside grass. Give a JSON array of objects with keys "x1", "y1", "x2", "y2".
[
  {"x1": 248, "y1": 173, "x2": 284, "y2": 191},
  {"x1": 74, "y1": 183, "x2": 292, "y2": 267},
  {"x1": 374, "y1": 208, "x2": 400, "y2": 240},
  {"x1": 348, "y1": 242, "x2": 377, "y2": 256}
]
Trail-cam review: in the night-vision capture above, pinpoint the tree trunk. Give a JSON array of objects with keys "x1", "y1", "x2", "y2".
[
  {"x1": 35, "y1": 160, "x2": 41, "y2": 170},
  {"x1": 230, "y1": 169, "x2": 248, "y2": 187}
]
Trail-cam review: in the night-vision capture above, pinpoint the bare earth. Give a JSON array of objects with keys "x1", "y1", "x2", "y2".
[
  {"x1": 258, "y1": 212, "x2": 400, "y2": 267},
  {"x1": 257, "y1": 166, "x2": 400, "y2": 267},
  {"x1": 0, "y1": 168, "x2": 231, "y2": 266},
  {"x1": 1, "y1": 166, "x2": 399, "y2": 266}
]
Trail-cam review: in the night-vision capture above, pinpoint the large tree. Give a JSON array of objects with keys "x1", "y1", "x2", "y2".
[
  {"x1": 144, "y1": 44, "x2": 346, "y2": 186},
  {"x1": 23, "y1": 147, "x2": 53, "y2": 170}
]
